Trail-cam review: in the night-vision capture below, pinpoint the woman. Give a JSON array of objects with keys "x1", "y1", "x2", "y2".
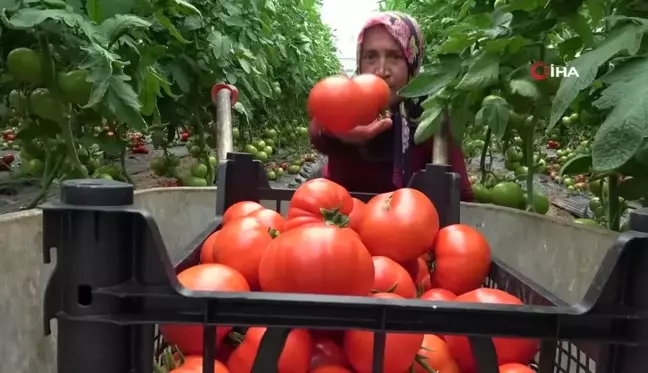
[{"x1": 309, "y1": 11, "x2": 473, "y2": 201}]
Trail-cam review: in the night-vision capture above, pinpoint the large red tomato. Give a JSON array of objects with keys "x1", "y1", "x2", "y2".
[
  {"x1": 352, "y1": 74, "x2": 390, "y2": 123},
  {"x1": 222, "y1": 201, "x2": 264, "y2": 225},
  {"x1": 419, "y1": 288, "x2": 456, "y2": 301},
  {"x1": 358, "y1": 188, "x2": 439, "y2": 262},
  {"x1": 311, "y1": 338, "x2": 349, "y2": 370},
  {"x1": 400, "y1": 256, "x2": 429, "y2": 284},
  {"x1": 247, "y1": 208, "x2": 286, "y2": 231},
  {"x1": 348, "y1": 198, "x2": 366, "y2": 232},
  {"x1": 171, "y1": 356, "x2": 229, "y2": 372},
  {"x1": 160, "y1": 264, "x2": 250, "y2": 355},
  {"x1": 311, "y1": 366, "x2": 354, "y2": 373},
  {"x1": 308, "y1": 76, "x2": 372, "y2": 134},
  {"x1": 372, "y1": 256, "x2": 417, "y2": 298},
  {"x1": 499, "y1": 363, "x2": 536, "y2": 373},
  {"x1": 200, "y1": 231, "x2": 219, "y2": 264},
  {"x1": 344, "y1": 293, "x2": 424, "y2": 373},
  {"x1": 430, "y1": 224, "x2": 491, "y2": 295},
  {"x1": 211, "y1": 216, "x2": 275, "y2": 290},
  {"x1": 444, "y1": 289, "x2": 539, "y2": 373},
  {"x1": 227, "y1": 327, "x2": 312, "y2": 373},
  {"x1": 414, "y1": 335, "x2": 460, "y2": 373},
  {"x1": 284, "y1": 178, "x2": 354, "y2": 231},
  {"x1": 258, "y1": 224, "x2": 374, "y2": 296}
]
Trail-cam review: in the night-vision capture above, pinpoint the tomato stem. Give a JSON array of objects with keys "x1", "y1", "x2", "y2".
[
  {"x1": 414, "y1": 353, "x2": 438, "y2": 373},
  {"x1": 268, "y1": 228, "x2": 280, "y2": 238},
  {"x1": 319, "y1": 206, "x2": 350, "y2": 227},
  {"x1": 22, "y1": 155, "x2": 65, "y2": 210},
  {"x1": 119, "y1": 148, "x2": 135, "y2": 184},
  {"x1": 191, "y1": 113, "x2": 214, "y2": 185},
  {"x1": 479, "y1": 127, "x2": 492, "y2": 184}
]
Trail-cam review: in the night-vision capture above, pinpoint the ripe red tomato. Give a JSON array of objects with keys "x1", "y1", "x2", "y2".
[
  {"x1": 258, "y1": 224, "x2": 374, "y2": 296},
  {"x1": 284, "y1": 178, "x2": 354, "y2": 231},
  {"x1": 418, "y1": 274, "x2": 432, "y2": 292},
  {"x1": 372, "y1": 256, "x2": 417, "y2": 298},
  {"x1": 414, "y1": 335, "x2": 460, "y2": 373},
  {"x1": 348, "y1": 198, "x2": 366, "y2": 232},
  {"x1": 444, "y1": 289, "x2": 539, "y2": 373},
  {"x1": 352, "y1": 74, "x2": 390, "y2": 122},
  {"x1": 499, "y1": 363, "x2": 536, "y2": 373},
  {"x1": 160, "y1": 264, "x2": 250, "y2": 355},
  {"x1": 400, "y1": 256, "x2": 429, "y2": 284},
  {"x1": 311, "y1": 338, "x2": 349, "y2": 370},
  {"x1": 308, "y1": 76, "x2": 371, "y2": 134},
  {"x1": 247, "y1": 208, "x2": 286, "y2": 231},
  {"x1": 227, "y1": 327, "x2": 312, "y2": 373},
  {"x1": 171, "y1": 356, "x2": 228, "y2": 372},
  {"x1": 200, "y1": 231, "x2": 219, "y2": 264},
  {"x1": 430, "y1": 224, "x2": 491, "y2": 295},
  {"x1": 211, "y1": 216, "x2": 275, "y2": 290},
  {"x1": 344, "y1": 293, "x2": 424, "y2": 373},
  {"x1": 222, "y1": 201, "x2": 264, "y2": 225},
  {"x1": 311, "y1": 366, "x2": 353, "y2": 373},
  {"x1": 358, "y1": 188, "x2": 439, "y2": 262},
  {"x1": 419, "y1": 288, "x2": 456, "y2": 301}
]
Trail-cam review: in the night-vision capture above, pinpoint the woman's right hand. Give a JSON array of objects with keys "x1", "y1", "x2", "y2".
[{"x1": 336, "y1": 117, "x2": 393, "y2": 145}]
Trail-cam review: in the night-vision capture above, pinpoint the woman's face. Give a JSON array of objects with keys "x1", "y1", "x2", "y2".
[{"x1": 359, "y1": 25, "x2": 409, "y2": 106}]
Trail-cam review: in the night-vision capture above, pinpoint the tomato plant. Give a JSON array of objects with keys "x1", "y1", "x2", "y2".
[
  {"x1": 0, "y1": 0, "x2": 341, "y2": 207},
  {"x1": 383, "y1": 0, "x2": 648, "y2": 229},
  {"x1": 444, "y1": 289, "x2": 539, "y2": 373},
  {"x1": 159, "y1": 264, "x2": 250, "y2": 355},
  {"x1": 429, "y1": 224, "x2": 491, "y2": 295},
  {"x1": 358, "y1": 188, "x2": 439, "y2": 263},
  {"x1": 344, "y1": 293, "x2": 424, "y2": 373},
  {"x1": 258, "y1": 224, "x2": 375, "y2": 296}
]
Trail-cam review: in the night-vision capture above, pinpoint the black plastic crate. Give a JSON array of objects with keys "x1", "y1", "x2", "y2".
[{"x1": 41, "y1": 152, "x2": 648, "y2": 373}]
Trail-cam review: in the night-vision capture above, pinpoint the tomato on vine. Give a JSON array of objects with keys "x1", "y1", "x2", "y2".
[
  {"x1": 57, "y1": 69, "x2": 92, "y2": 105},
  {"x1": 6, "y1": 47, "x2": 44, "y2": 86}
]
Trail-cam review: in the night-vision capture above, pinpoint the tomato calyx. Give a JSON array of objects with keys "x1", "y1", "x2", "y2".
[
  {"x1": 371, "y1": 282, "x2": 398, "y2": 294},
  {"x1": 319, "y1": 206, "x2": 350, "y2": 227},
  {"x1": 414, "y1": 352, "x2": 438, "y2": 373},
  {"x1": 154, "y1": 346, "x2": 184, "y2": 373},
  {"x1": 268, "y1": 228, "x2": 280, "y2": 238}
]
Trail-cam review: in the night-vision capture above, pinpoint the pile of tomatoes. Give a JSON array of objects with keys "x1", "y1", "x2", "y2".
[
  {"x1": 308, "y1": 74, "x2": 390, "y2": 134},
  {"x1": 160, "y1": 178, "x2": 540, "y2": 373}
]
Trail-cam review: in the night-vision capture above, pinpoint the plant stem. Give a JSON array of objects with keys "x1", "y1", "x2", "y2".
[
  {"x1": 119, "y1": 149, "x2": 134, "y2": 184},
  {"x1": 607, "y1": 174, "x2": 620, "y2": 231},
  {"x1": 38, "y1": 33, "x2": 85, "y2": 179},
  {"x1": 192, "y1": 113, "x2": 213, "y2": 184},
  {"x1": 523, "y1": 120, "x2": 535, "y2": 212},
  {"x1": 479, "y1": 127, "x2": 492, "y2": 184},
  {"x1": 22, "y1": 156, "x2": 64, "y2": 210}
]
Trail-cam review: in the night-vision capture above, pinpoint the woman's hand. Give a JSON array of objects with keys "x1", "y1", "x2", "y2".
[{"x1": 335, "y1": 117, "x2": 393, "y2": 145}]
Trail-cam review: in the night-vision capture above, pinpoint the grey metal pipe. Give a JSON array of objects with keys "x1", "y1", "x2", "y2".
[
  {"x1": 432, "y1": 113, "x2": 449, "y2": 165},
  {"x1": 215, "y1": 89, "x2": 234, "y2": 163}
]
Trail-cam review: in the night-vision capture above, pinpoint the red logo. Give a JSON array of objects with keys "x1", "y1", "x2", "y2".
[{"x1": 530, "y1": 61, "x2": 549, "y2": 80}]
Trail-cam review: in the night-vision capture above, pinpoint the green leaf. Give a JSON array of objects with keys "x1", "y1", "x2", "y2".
[
  {"x1": 399, "y1": 71, "x2": 457, "y2": 98},
  {"x1": 86, "y1": 0, "x2": 102, "y2": 23},
  {"x1": 590, "y1": 57, "x2": 648, "y2": 171},
  {"x1": 139, "y1": 68, "x2": 161, "y2": 116},
  {"x1": 475, "y1": 101, "x2": 509, "y2": 140},
  {"x1": 548, "y1": 23, "x2": 645, "y2": 129},
  {"x1": 509, "y1": 79, "x2": 540, "y2": 100},
  {"x1": 104, "y1": 74, "x2": 147, "y2": 130},
  {"x1": 586, "y1": 0, "x2": 605, "y2": 24},
  {"x1": 566, "y1": 12, "x2": 593, "y2": 46},
  {"x1": 414, "y1": 100, "x2": 444, "y2": 145},
  {"x1": 208, "y1": 30, "x2": 231, "y2": 58},
  {"x1": 1, "y1": 8, "x2": 97, "y2": 40},
  {"x1": 221, "y1": 14, "x2": 246, "y2": 27},
  {"x1": 238, "y1": 58, "x2": 251, "y2": 74},
  {"x1": 559, "y1": 154, "x2": 592, "y2": 177},
  {"x1": 154, "y1": 10, "x2": 191, "y2": 44},
  {"x1": 455, "y1": 52, "x2": 500, "y2": 91},
  {"x1": 169, "y1": 0, "x2": 202, "y2": 17},
  {"x1": 100, "y1": 14, "x2": 152, "y2": 46}
]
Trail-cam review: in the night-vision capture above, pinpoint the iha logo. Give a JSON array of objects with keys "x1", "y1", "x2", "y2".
[{"x1": 530, "y1": 61, "x2": 579, "y2": 80}]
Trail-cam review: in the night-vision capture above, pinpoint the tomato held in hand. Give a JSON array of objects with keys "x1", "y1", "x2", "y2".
[
  {"x1": 499, "y1": 363, "x2": 536, "y2": 373},
  {"x1": 414, "y1": 335, "x2": 460, "y2": 373},
  {"x1": 444, "y1": 289, "x2": 539, "y2": 373},
  {"x1": 284, "y1": 178, "x2": 354, "y2": 231},
  {"x1": 227, "y1": 327, "x2": 312, "y2": 373},
  {"x1": 211, "y1": 216, "x2": 276, "y2": 290},
  {"x1": 352, "y1": 74, "x2": 391, "y2": 124},
  {"x1": 348, "y1": 197, "x2": 366, "y2": 232},
  {"x1": 358, "y1": 188, "x2": 439, "y2": 263},
  {"x1": 160, "y1": 264, "x2": 250, "y2": 355},
  {"x1": 344, "y1": 293, "x2": 424, "y2": 373},
  {"x1": 372, "y1": 256, "x2": 417, "y2": 298},
  {"x1": 308, "y1": 76, "x2": 373, "y2": 134},
  {"x1": 222, "y1": 201, "x2": 264, "y2": 225},
  {"x1": 258, "y1": 224, "x2": 374, "y2": 296},
  {"x1": 430, "y1": 224, "x2": 491, "y2": 295}
]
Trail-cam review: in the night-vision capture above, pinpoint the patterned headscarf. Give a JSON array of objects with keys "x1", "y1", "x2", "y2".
[{"x1": 356, "y1": 11, "x2": 424, "y2": 188}]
